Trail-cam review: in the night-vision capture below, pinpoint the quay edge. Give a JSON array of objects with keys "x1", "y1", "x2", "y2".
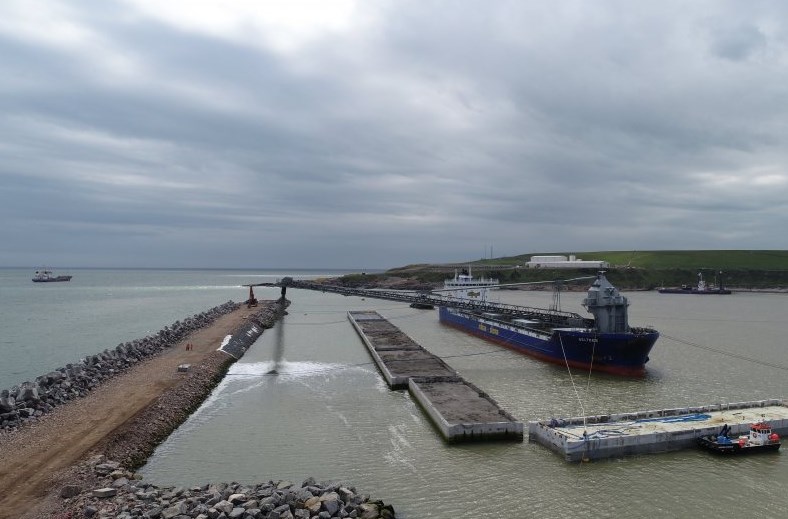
[
  {"x1": 528, "y1": 399, "x2": 788, "y2": 462},
  {"x1": 409, "y1": 378, "x2": 524, "y2": 442},
  {"x1": 348, "y1": 310, "x2": 523, "y2": 442}
]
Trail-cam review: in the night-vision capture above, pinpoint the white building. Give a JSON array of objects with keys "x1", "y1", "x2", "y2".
[{"x1": 526, "y1": 255, "x2": 609, "y2": 269}]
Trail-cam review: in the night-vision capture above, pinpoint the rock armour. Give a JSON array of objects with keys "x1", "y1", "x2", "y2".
[
  {"x1": 0, "y1": 301, "x2": 239, "y2": 432},
  {"x1": 56, "y1": 455, "x2": 396, "y2": 519}
]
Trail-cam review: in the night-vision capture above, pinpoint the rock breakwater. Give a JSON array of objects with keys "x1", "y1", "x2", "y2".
[
  {"x1": 54, "y1": 455, "x2": 395, "y2": 519},
  {"x1": 2, "y1": 299, "x2": 398, "y2": 519},
  {"x1": 0, "y1": 301, "x2": 239, "y2": 433},
  {"x1": 101, "y1": 301, "x2": 290, "y2": 469}
]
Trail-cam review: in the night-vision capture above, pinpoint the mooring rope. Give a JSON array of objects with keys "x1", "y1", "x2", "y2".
[
  {"x1": 558, "y1": 334, "x2": 586, "y2": 424},
  {"x1": 585, "y1": 333, "x2": 597, "y2": 395},
  {"x1": 662, "y1": 333, "x2": 788, "y2": 372}
]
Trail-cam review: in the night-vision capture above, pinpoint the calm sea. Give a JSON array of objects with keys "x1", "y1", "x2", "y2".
[
  {"x1": 3, "y1": 269, "x2": 787, "y2": 517},
  {"x1": 0, "y1": 268, "x2": 347, "y2": 388}
]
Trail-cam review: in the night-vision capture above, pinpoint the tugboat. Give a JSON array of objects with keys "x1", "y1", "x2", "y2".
[
  {"x1": 32, "y1": 269, "x2": 72, "y2": 283},
  {"x1": 697, "y1": 422, "x2": 781, "y2": 454},
  {"x1": 658, "y1": 271, "x2": 731, "y2": 294}
]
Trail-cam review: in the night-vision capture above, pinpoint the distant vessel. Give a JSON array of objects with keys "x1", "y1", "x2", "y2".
[
  {"x1": 438, "y1": 269, "x2": 659, "y2": 376},
  {"x1": 697, "y1": 421, "x2": 781, "y2": 454},
  {"x1": 658, "y1": 272, "x2": 731, "y2": 295},
  {"x1": 32, "y1": 270, "x2": 72, "y2": 283}
]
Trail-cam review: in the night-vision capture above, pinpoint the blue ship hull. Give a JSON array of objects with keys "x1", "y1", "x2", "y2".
[{"x1": 439, "y1": 307, "x2": 659, "y2": 376}]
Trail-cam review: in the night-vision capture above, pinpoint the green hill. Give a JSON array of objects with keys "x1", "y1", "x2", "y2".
[
  {"x1": 483, "y1": 250, "x2": 788, "y2": 270},
  {"x1": 376, "y1": 250, "x2": 788, "y2": 290}
]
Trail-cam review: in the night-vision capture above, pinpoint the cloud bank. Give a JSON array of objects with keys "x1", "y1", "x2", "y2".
[{"x1": 2, "y1": 0, "x2": 787, "y2": 268}]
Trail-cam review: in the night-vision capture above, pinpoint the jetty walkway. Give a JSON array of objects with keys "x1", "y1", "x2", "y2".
[{"x1": 258, "y1": 279, "x2": 593, "y2": 328}]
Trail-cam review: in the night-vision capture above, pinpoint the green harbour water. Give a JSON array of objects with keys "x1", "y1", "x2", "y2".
[{"x1": 2, "y1": 268, "x2": 787, "y2": 517}]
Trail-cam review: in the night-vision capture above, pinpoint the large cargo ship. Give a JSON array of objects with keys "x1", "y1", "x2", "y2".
[{"x1": 438, "y1": 270, "x2": 659, "y2": 376}]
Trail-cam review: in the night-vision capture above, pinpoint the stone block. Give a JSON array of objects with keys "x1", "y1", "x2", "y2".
[
  {"x1": 92, "y1": 487, "x2": 117, "y2": 498},
  {"x1": 59, "y1": 484, "x2": 82, "y2": 498},
  {"x1": 214, "y1": 500, "x2": 233, "y2": 514},
  {"x1": 228, "y1": 493, "x2": 246, "y2": 504},
  {"x1": 304, "y1": 496, "x2": 321, "y2": 514}
]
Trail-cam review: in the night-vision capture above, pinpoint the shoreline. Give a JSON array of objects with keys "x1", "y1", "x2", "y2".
[
  {"x1": 0, "y1": 301, "x2": 264, "y2": 517},
  {"x1": 0, "y1": 299, "x2": 398, "y2": 519}
]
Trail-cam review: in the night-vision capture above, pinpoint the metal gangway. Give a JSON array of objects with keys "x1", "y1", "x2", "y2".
[{"x1": 259, "y1": 279, "x2": 593, "y2": 328}]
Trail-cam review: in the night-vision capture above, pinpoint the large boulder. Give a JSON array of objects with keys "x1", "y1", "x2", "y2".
[
  {"x1": 270, "y1": 504, "x2": 294, "y2": 519},
  {"x1": 59, "y1": 485, "x2": 82, "y2": 498},
  {"x1": 359, "y1": 502, "x2": 380, "y2": 519},
  {"x1": 0, "y1": 390, "x2": 14, "y2": 413},
  {"x1": 320, "y1": 492, "x2": 341, "y2": 516},
  {"x1": 213, "y1": 500, "x2": 233, "y2": 514},
  {"x1": 18, "y1": 384, "x2": 39, "y2": 403}
]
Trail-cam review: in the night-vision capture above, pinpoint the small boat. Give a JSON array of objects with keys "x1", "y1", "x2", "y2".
[
  {"x1": 409, "y1": 301, "x2": 435, "y2": 310},
  {"x1": 658, "y1": 271, "x2": 731, "y2": 295},
  {"x1": 697, "y1": 422, "x2": 781, "y2": 454},
  {"x1": 32, "y1": 269, "x2": 72, "y2": 283}
]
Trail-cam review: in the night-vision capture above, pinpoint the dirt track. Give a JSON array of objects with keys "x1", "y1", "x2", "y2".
[{"x1": 0, "y1": 305, "x2": 261, "y2": 519}]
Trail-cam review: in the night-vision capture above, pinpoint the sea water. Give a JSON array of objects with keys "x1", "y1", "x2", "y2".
[
  {"x1": 0, "y1": 268, "x2": 344, "y2": 388},
  {"x1": 143, "y1": 286, "x2": 788, "y2": 518},
  {"x1": 2, "y1": 269, "x2": 787, "y2": 517}
]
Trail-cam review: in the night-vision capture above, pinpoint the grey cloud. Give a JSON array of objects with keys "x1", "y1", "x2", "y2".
[
  {"x1": 708, "y1": 23, "x2": 768, "y2": 61},
  {"x1": 1, "y1": 0, "x2": 787, "y2": 268}
]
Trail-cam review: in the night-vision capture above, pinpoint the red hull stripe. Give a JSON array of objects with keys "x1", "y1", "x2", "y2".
[{"x1": 441, "y1": 320, "x2": 646, "y2": 377}]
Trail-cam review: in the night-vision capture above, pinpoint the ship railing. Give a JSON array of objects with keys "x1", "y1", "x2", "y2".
[{"x1": 433, "y1": 295, "x2": 590, "y2": 327}]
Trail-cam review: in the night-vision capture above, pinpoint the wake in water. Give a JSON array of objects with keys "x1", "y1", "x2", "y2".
[{"x1": 228, "y1": 360, "x2": 353, "y2": 379}]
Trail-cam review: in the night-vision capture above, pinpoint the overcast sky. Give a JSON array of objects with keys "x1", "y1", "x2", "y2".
[{"x1": 2, "y1": 1, "x2": 787, "y2": 269}]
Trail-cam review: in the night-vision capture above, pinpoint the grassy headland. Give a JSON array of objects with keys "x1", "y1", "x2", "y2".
[{"x1": 340, "y1": 250, "x2": 788, "y2": 291}]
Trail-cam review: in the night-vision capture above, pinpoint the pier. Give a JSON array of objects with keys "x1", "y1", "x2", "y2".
[
  {"x1": 529, "y1": 399, "x2": 788, "y2": 461},
  {"x1": 261, "y1": 279, "x2": 593, "y2": 328},
  {"x1": 348, "y1": 311, "x2": 523, "y2": 442}
]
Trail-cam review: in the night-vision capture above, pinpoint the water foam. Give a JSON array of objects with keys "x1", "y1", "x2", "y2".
[{"x1": 228, "y1": 360, "x2": 351, "y2": 379}]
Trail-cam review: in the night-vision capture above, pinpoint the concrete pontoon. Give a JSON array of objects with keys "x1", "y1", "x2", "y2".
[
  {"x1": 348, "y1": 310, "x2": 523, "y2": 442},
  {"x1": 529, "y1": 399, "x2": 788, "y2": 461}
]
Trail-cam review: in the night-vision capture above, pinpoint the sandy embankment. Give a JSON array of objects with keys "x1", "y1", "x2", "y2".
[{"x1": 0, "y1": 303, "x2": 268, "y2": 519}]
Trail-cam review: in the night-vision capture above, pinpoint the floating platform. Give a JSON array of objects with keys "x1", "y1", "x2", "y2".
[
  {"x1": 529, "y1": 399, "x2": 788, "y2": 462},
  {"x1": 348, "y1": 311, "x2": 523, "y2": 442}
]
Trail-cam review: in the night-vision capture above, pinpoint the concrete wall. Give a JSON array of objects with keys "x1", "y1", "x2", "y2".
[
  {"x1": 347, "y1": 313, "x2": 409, "y2": 389},
  {"x1": 349, "y1": 311, "x2": 523, "y2": 443},
  {"x1": 218, "y1": 301, "x2": 288, "y2": 360},
  {"x1": 529, "y1": 399, "x2": 788, "y2": 462},
  {"x1": 409, "y1": 379, "x2": 523, "y2": 442}
]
